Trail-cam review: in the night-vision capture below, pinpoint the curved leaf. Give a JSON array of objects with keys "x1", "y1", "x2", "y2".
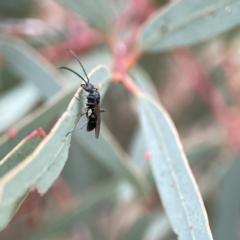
[
  {"x1": 0, "y1": 83, "x2": 76, "y2": 160},
  {"x1": 24, "y1": 179, "x2": 118, "y2": 240},
  {"x1": 74, "y1": 122, "x2": 152, "y2": 197},
  {"x1": 0, "y1": 36, "x2": 64, "y2": 98},
  {"x1": 0, "y1": 82, "x2": 40, "y2": 132},
  {"x1": 60, "y1": 0, "x2": 114, "y2": 31},
  {"x1": 0, "y1": 128, "x2": 45, "y2": 229},
  {"x1": 130, "y1": 65, "x2": 158, "y2": 98},
  {"x1": 137, "y1": 94, "x2": 213, "y2": 240},
  {"x1": 0, "y1": 65, "x2": 111, "y2": 160},
  {"x1": 138, "y1": 0, "x2": 240, "y2": 52},
  {"x1": 0, "y1": 66, "x2": 110, "y2": 230}
]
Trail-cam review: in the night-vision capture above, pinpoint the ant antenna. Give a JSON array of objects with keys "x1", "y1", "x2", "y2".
[
  {"x1": 58, "y1": 66, "x2": 88, "y2": 85},
  {"x1": 67, "y1": 48, "x2": 90, "y2": 83}
]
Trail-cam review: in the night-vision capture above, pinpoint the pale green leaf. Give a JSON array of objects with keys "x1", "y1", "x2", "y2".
[
  {"x1": 60, "y1": 0, "x2": 114, "y2": 31},
  {"x1": 117, "y1": 213, "x2": 153, "y2": 240},
  {"x1": 139, "y1": 0, "x2": 240, "y2": 52},
  {"x1": 0, "y1": 83, "x2": 76, "y2": 160},
  {"x1": 212, "y1": 155, "x2": 240, "y2": 240},
  {"x1": 74, "y1": 122, "x2": 152, "y2": 197},
  {"x1": 0, "y1": 82, "x2": 40, "y2": 132},
  {"x1": 0, "y1": 65, "x2": 111, "y2": 160},
  {"x1": 0, "y1": 36, "x2": 64, "y2": 98},
  {"x1": 0, "y1": 129, "x2": 44, "y2": 228},
  {"x1": 138, "y1": 94, "x2": 213, "y2": 240},
  {"x1": 130, "y1": 65, "x2": 158, "y2": 98},
  {"x1": 24, "y1": 179, "x2": 118, "y2": 240},
  {"x1": 0, "y1": 66, "x2": 110, "y2": 230}
]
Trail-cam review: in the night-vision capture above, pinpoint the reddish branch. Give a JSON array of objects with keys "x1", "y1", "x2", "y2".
[{"x1": 24, "y1": 128, "x2": 46, "y2": 140}]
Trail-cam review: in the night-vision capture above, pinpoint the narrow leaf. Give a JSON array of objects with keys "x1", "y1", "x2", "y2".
[
  {"x1": 60, "y1": 0, "x2": 114, "y2": 31},
  {"x1": 0, "y1": 83, "x2": 76, "y2": 160},
  {"x1": 0, "y1": 82, "x2": 40, "y2": 132},
  {"x1": 0, "y1": 36, "x2": 63, "y2": 98},
  {"x1": 138, "y1": 94, "x2": 213, "y2": 240},
  {"x1": 130, "y1": 65, "x2": 158, "y2": 98},
  {"x1": 138, "y1": 0, "x2": 240, "y2": 52},
  {"x1": 24, "y1": 179, "x2": 118, "y2": 240},
  {"x1": 74, "y1": 122, "x2": 152, "y2": 197},
  {"x1": 117, "y1": 213, "x2": 153, "y2": 240},
  {"x1": 0, "y1": 66, "x2": 109, "y2": 230},
  {"x1": 0, "y1": 128, "x2": 45, "y2": 228},
  {"x1": 212, "y1": 155, "x2": 240, "y2": 240}
]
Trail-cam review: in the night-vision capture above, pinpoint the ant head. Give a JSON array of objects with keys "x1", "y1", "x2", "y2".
[{"x1": 81, "y1": 82, "x2": 94, "y2": 92}]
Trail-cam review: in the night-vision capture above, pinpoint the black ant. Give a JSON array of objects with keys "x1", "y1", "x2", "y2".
[{"x1": 59, "y1": 49, "x2": 105, "y2": 139}]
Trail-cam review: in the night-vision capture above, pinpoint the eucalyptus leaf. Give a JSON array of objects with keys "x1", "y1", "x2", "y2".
[
  {"x1": 0, "y1": 66, "x2": 108, "y2": 230},
  {"x1": 117, "y1": 213, "x2": 153, "y2": 240},
  {"x1": 129, "y1": 126, "x2": 147, "y2": 169},
  {"x1": 65, "y1": 65, "x2": 151, "y2": 196},
  {"x1": 138, "y1": 94, "x2": 213, "y2": 240},
  {"x1": 63, "y1": 139, "x2": 111, "y2": 193},
  {"x1": 0, "y1": 83, "x2": 77, "y2": 160},
  {"x1": 0, "y1": 129, "x2": 44, "y2": 229},
  {"x1": 130, "y1": 65, "x2": 158, "y2": 98},
  {"x1": 139, "y1": 0, "x2": 240, "y2": 52},
  {"x1": 0, "y1": 36, "x2": 64, "y2": 98},
  {"x1": 0, "y1": 82, "x2": 40, "y2": 132},
  {"x1": 74, "y1": 122, "x2": 152, "y2": 197},
  {"x1": 24, "y1": 179, "x2": 118, "y2": 240},
  {"x1": 60, "y1": 0, "x2": 114, "y2": 31},
  {"x1": 212, "y1": 155, "x2": 240, "y2": 240},
  {"x1": 0, "y1": 0, "x2": 34, "y2": 18}
]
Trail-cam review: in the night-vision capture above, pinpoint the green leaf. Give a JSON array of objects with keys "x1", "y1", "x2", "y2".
[
  {"x1": 117, "y1": 213, "x2": 153, "y2": 240},
  {"x1": 0, "y1": 64, "x2": 111, "y2": 160},
  {"x1": 74, "y1": 122, "x2": 152, "y2": 197},
  {"x1": 64, "y1": 65, "x2": 151, "y2": 197},
  {"x1": 0, "y1": 36, "x2": 64, "y2": 98},
  {"x1": 137, "y1": 94, "x2": 213, "y2": 240},
  {"x1": 0, "y1": 82, "x2": 40, "y2": 132},
  {"x1": 0, "y1": 0, "x2": 34, "y2": 18},
  {"x1": 129, "y1": 126, "x2": 147, "y2": 169},
  {"x1": 0, "y1": 66, "x2": 109, "y2": 230},
  {"x1": 24, "y1": 179, "x2": 118, "y2": 240},
  {"x1": 212, "y1": 155, "x2": 240, "y2": 240},
  {"x1": 0, "y1": 83, "x2": 75, "y2": 160},
  {"x1": 138, "y1": 0, "x2": 240, "y2": 52},
  {"x1": 0, "y1": 129, "x2": 44, "y2": 228},
  {"x1": 60, "y1": 0, "x2": 114, "y2": 32},
  {"x1": 130, "y1": 65, "x2": 158, "y2": 98},
  {"x1": 63, "y1": 138, "x2": 111, "y2": 193}
]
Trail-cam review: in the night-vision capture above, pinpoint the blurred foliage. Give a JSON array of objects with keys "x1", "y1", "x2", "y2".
[
  {"x1": 0, "y1": 0, "x2": 35, "y2": 18},
  {"x1": 1, "y1": 0, "x2": 240, "y2": 240}
]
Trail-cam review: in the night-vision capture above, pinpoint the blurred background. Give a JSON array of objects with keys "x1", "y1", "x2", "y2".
[{"x1": 1, "y1": 0, "x2": 240, "y2": 239}]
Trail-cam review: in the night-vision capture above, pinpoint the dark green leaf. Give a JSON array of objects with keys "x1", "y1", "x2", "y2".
[
  {"x1": 60, "y1": 0, "x2": 114, "y2": 31},
  {"x1": 139, "y1": 0, "x2": 240, "y2": 52}
]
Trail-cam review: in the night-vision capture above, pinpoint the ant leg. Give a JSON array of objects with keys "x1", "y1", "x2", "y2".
[
  {"x1": 80, "y1": 121, "x2": 88, "y2": 129},
  {"x1": 66, "y1": 112, "x2": 89, "y2": 137},
  {"x1": 75, "y1": 94, "x2": 88, "y2": 101},
  {"x1": 81, "y1": 107, "x2": 90, "y2": 117},
  {"x1": 81, "y1": 111, "x2": 87, "y2": 117}
]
